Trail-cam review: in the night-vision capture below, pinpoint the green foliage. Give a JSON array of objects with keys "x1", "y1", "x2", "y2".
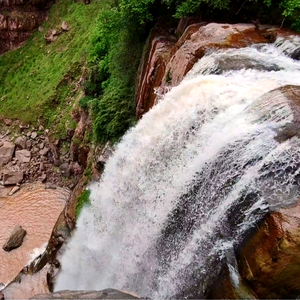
[
  {"x1": 86, "y1": 3, "x2": 143, "y2": 143},
  {"x1": 79, "y1": 96, "x2": 93, "y2": 109},
  {"x1": 76, "y1": 189, "x2": 91, "y2": 218},
  {"x1": 0, "y1": 0, "x2": 108, "y2": 135}
]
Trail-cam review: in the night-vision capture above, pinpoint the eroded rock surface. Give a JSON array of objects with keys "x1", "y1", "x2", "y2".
[{"x1": 0, "y1": 0, "x2": 54, "y2": 54}]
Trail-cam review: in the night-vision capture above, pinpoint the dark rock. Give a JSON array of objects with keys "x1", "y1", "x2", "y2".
[
  {"x1": 30, "y1": 289, "x2": 139, "y2": 299},
  {"x1": 3, "y1": 225, "x2": 26, "y2": 252},
  {"x1": 59, "y1": 163, "x2": 70, "y2": 178}
]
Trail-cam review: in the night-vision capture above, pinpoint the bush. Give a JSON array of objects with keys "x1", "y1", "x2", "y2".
[{"x1": 76, "y1": 189, "x2": 91, "y2": 218}]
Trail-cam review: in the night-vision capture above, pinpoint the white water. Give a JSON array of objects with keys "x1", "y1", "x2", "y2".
[{"x1": 56, "y1": 38, "x2": 300, "y2": 298}]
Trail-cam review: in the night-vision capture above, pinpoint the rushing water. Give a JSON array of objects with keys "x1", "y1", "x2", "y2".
[
  {"x1": 56, "y1": 37, "x2": 300, "y2": 298},
  {"x1": 0, "y1": 183, "x2": 69, "y2": 287}
]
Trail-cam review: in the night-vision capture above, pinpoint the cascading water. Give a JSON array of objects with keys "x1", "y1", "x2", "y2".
[{"x1": 56, "y1": 37, "x2": 300, "y2": 298}]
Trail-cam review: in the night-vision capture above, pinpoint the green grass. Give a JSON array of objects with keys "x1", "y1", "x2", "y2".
[{"x1": 0, "y1": 0, "x2": 110, "y2": 135}]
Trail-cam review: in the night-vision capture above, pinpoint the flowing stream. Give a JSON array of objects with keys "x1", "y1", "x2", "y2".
[{"x1": 56, "y1": 37, "x2": 300, "y2": 298}]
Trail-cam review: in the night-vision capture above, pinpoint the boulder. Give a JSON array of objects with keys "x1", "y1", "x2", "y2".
[
  {"x1": 14, "y1": 136, "x2": 26, "y2": 149},
  {"x1": 3, "y1": 225, "x2": 26, "y2": 252},
  {"x1": 30, "y1": 289, "x2": 139, "y2": 299},
  {"x1": 3, "y1": 171, "x2": 23, "y2": 185},
  {"x1": 237, "y1": 199, "x2": 300, "y2": 298},
  {"x1": 0, "y1": 141, "x2": 15, "y2": 166},
  {"x1": 15, "y1": 149, "x2": 31, "y2": 163}
]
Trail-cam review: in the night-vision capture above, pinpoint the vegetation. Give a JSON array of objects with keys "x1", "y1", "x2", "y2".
[
  {"x1": 0, "y1": 0, "x2": 109, "y2": 136},
  {"x1": 76, "y1": 189, "x2": 91, "y2": 218}
]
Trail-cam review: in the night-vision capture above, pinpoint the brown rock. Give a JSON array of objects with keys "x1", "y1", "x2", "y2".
[
  {"x1": 237, "y1": 199, "x2": 300, "y2": 298},
  {"x1": 0, "y1": 141, "x2": 15, "y2": 166},
  {"x1": 15, "y1": 136, "x2": 26, "y2": 149},
  {"x1": 15, "y1": 149, "x2": 31, "y2": 163},
  {"x1": 136, "y1": 22, "x2": 292, "y2": 118},
  {"x1": 3, "y1": 171, "x2": 23, "y2": 185},
  {"x1": 3, "y1": 225, "x2": 26, "y2": 252}
]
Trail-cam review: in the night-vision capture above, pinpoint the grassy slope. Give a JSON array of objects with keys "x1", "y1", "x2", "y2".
[{"x1": 0, "y1": 0, "x2": 109, "y2": 136}]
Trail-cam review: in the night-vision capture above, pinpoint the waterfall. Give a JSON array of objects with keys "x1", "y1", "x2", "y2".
[{"x1": 56, "y1": 37, "x2": 300, "y2": 298}]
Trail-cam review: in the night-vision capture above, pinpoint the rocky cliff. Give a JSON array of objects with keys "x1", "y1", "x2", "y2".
[{"x1": 0, "y1": 0, "x2": 54, "y2": 54}]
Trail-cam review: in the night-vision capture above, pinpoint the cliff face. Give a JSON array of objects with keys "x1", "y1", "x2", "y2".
[{"x1": 0, "y1": 0, "x2": 54, "y2": 54}]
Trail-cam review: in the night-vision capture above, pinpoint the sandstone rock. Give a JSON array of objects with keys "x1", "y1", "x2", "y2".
[
  {"x1": 136, "y1": 23, "x2": 291, "y2": 118},
  {"x1": 0, "y1": 141, "x2": 15, "y2": 166},
  {"x1": 30, "y1": 289, "x2": 139, "y2": 299},
  {"x1": 15, "y1": 136, "x2": 26, "y2": 149},
  {"x1": 61, "y1": 21, "x2": 70, "y2": 31},
  {"x1": 237, "y1": 198, "x2": 300, "y2": 298},
  {"x1": 15, "y1": 149, "x2": 31, "y2": 163},
  {"x1": 3, "y1": 171, "x2": 23, "y2": 185},
  {"x1": 8, "y1": 185, "x2": 20, "y2": 196},
  {"x1": 3, "y1": 225, "x2": 26, "y2": 252}
]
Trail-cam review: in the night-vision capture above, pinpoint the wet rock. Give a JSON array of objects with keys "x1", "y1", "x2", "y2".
[
  {"x1": 96, "y1": 142, "x2": 114, "y2": 172},
  {"x1": 0, "y1": 291, "x2": 3, "y2": 300},
  {"x1": 3, "y1": 225, "x2": 26, "y2": 252},
  {"x1": 0, "y1": 141, "x2": 15, "y2": 166},
  {"x1": 237, "y1": 199, "x2": 300, "y2": 298},
  {"x1": 30, "y1": 289, "x2": 139, "y2": 299},
  {"x1": 8, "y1": 185, "x2": 20, "y2": 196},
  {"x1": 15, "y1": 136, "x2": 26, "y2": 149},
  {"x1": 136, "y1": 22, "x2": 291, "y2": 117},
  {"x1": 3, "y1": 171, "x2": 23, "y2": 185},
  {"x1": 15, "y1": 149, "x2": 31, "y2": 163}
]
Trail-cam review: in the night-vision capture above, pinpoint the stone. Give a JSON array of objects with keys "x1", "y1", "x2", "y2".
[
  {"x1": 39, "y1": 147, "x2": 49, "y2": 156},
  {"x1": 0, "y1": 291, "x2": 3, "y2": 300},
  {"x1": 26, "y1": 140, "x2": 33, "y2": 150},
  {"x1": 0, "y1": 141, "x2": 15, "y2": 166},
  {"x1": 237, "y1": 198, "x2": 300, "y2": 298},
  {"x1": 3, "y1": 171, "x2": 24, "y2": 185},
  {"x1": 96, "y1": 142, "x2": 114, "y2": 172},
  {"x1": 61, "y1": 21, "x2": 71, "y2": 31},
  {"x1": 15, "y1": 136, "x2": 26, "y2": 149},
  {"x1": 3, "y1": 225, "x2": 27, "y2": 252},
  {"x1": 15, "y1": 149, "x2": 31, "y2": 163},
  {"x1": 38, "y1": 173, "x2": 47, "y2": 182},
  {"x1": 31, "y1": 132, "x2": 38, "y2": 139},
  {"x1": 59, "y1": 163, "x2": 70, "y2": 178},
  {"x1": 30, "y1": 289, "x2": 139, "y2": 299},
  {"x1": 8, "y1": 185, "x2": 20, "y2": 196}
]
